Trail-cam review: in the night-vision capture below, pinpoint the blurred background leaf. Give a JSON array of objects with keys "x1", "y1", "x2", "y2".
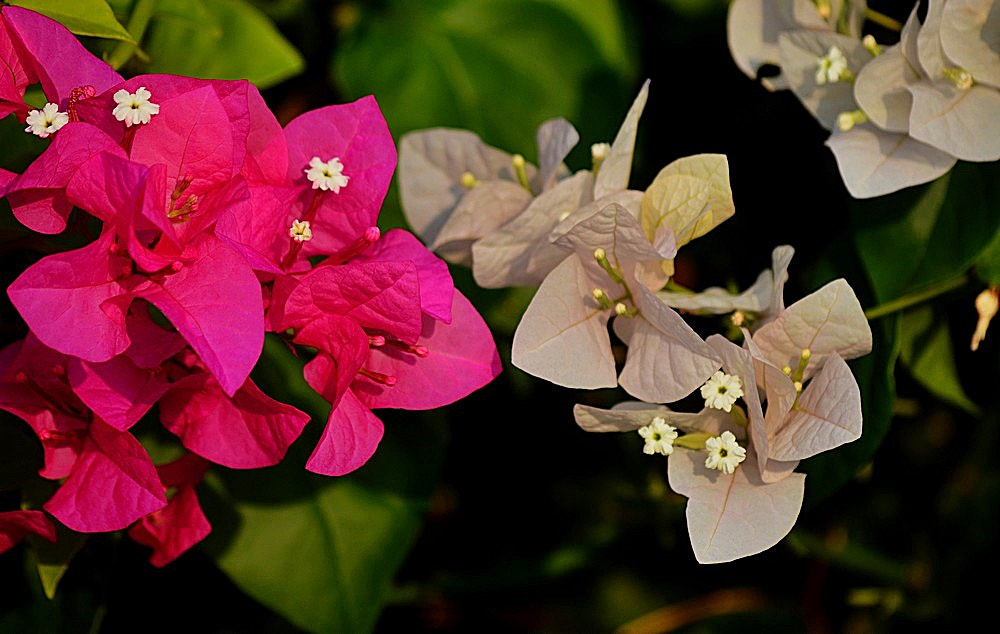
[
  {"x1": 200, "y1": 336, "x2": 446, "y2": 633},
  {"x1": 333, "y1": 0, "x2": 636, "y2": 155},
  {"x1": 852, "y1": 162, "x2": 1000, "y2": 303},
  {"x1": 8, "y1": 0, "x2": 134, "y2": 42},
  {"x1": 898, "y1": 306, "x2": 979, "y2": 416},
  {"x1": 108, "y1": 0, "x2": 304, "y2": 87}
]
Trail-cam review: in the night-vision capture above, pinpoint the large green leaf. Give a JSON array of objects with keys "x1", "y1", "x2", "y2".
[
  {"x1": 334, "y1": 0, "x2": 636, "y2": 156},
  {"x1": 9, "y1": 0, "x2": 134, "y2": 42},
  {"x1": 899, "y1": 305, "x2": 980, "y2": 416},
  {"x1": 202, "y1": 336, "x2": 445, "y2": 633},
  {"x1": 801, "y1": 313, "x2": 900, "y2": 507},
  {"x1": 852, "y1": 162, "x2": 1000, "y2": 303},
  {"x1": 141, "y1": 0, "x2": 304, "y2": 88},
  {"x1": 207, "y1": 475, "x2": 429, "y2": 633}
]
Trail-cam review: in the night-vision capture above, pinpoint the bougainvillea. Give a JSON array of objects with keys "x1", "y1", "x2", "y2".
[
  {"x1": 396, "y1": 78, "x2": 873, "y2": 562},
  {"x1": 728, "y1": 0, "x2": 1000, "y2": 197},
  {"x1": 0, "y1": 6, "x2": 500, "y2": 569}
]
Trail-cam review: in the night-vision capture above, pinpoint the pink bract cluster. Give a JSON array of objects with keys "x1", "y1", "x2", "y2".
[{"x1": 0, "y1": 7, "x2": 500, "y2": 566}]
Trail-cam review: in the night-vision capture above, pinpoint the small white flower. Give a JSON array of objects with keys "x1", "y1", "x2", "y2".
[
  {"x1": 289, "y1": 219, "x2": 313, "y2": 242},
  {"x1": 24, "y1": 103, "x2": 69, "y2": 138},
  {"x1": 112, "y1": 87, "x2": 160, "y2": 127},
  {"x1": 305, "y1": 156, "x2": 349, "y2": 192},
  {"x1": 704, "y1": 430, "x2": 746, "y2": 475},
  {"x1": 700, "y1": 370, "x2": 744, "y2": 412},
  {"x1": 637, "y1": 416, "x2": 678, "y2": 456},
  {"x1": 815, "y1": 45, "x2": 850, "y2": 84}
]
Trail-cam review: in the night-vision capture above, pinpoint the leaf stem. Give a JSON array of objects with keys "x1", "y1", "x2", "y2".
[
  {"x1": 107, "y1": 0, "x2": 158, "y2": 70},
  {"x1": 865, "y1": 8, "x2": 903, "y2": 32},
  {"x1": 864, "y1": 274, "x2": 968, "y2": 320}
]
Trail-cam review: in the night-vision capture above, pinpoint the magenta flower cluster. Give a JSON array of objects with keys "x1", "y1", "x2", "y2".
[{"x1": 0, "y1": 7, "x2": 500, "y2": 566}]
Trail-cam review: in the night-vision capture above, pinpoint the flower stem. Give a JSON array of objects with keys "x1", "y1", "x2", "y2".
[
  {"x1": 107, "y1": 0, "x2": 158, "y2": 70},
  {"x1": 786, "y1": 530, "x2": 912, "y2": 586},
  {"x1": 864, "y1": 274, "x2": 968, "y2": 320},
  {"x1": 865, "y1": 8, "x2": 903, "y2": 32}
]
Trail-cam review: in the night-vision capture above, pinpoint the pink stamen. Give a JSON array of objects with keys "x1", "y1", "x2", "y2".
[
  {"x1": 385, "y1": 337, "x2": 430, "y2": 358},
  {"x1": 170, "y1": 175, "x2": 193, "y2": 202},
  {"x1": 368, "y1": 335, "x2": 386, "y2": 347},
  {"x1": 330, "y1": 226, "x2": 381, "y2": 264},
  {"x1": 358, "y1": 367, "x2": 397, "y2": 386},
  {"x1": 38, "y1": 428, "x2": 84, "y2": 444},
  {"x1": 66, "y1": 85, "x2": 96, "y2": 122},
  {"x1": 168, "y1": 194, "x2": 199, "y2": 219},
  {"x1": 178, "y1": 349, "x2": 199, "y2": 368},
  {"x1": 386, "y1": 338, "x2": 430, "y2": 359}
]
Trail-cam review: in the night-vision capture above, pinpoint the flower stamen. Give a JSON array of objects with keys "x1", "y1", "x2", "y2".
[
  {"x1": 326, "y1": 226, "x2": 381, "y2": 264},
  {"x1": 637, "y1": 416, "x2": 678, "y2": 456},
  {"x1": 700, "y1": 370, "x2": 744, "y2": 412},
  {"x1": 704, "y1": 430, "x2": 747, "y2": 475},
  {"x1": 593, "y1": 248, "x2": 624, "y2": 285},
  {"x1": 592, "y1": 288, "x2": 614, "y2": 310},
  {"x1": 816, "y1": 46, "x2": 854, "y2": 84},
  {"x1": 943, "y1": 67, "x2": 974, "y2": 90},
  {"x1": 837, "y1": 109, "x2": 868, "y2": 132},
  {"x1": 112, "y1": 87, "x2": 160, "y2": 127},
  {"x1": 862, "y1": 35, "x2": 882, "y2": 57},
  {"x1": 288, "y1": 219, "x2": 313, "y2": 242},
  {"x1": 66, "y1": 85, "x2": 96, "y2": 122},
  {"x1": 591, "y1": 142, "x2": 610, "y2": 175},
  {"x1": 358, "y1": 367, "x2": 397, "y2": 386},
  {"x1": 167, "y1": 195, "x2": 199, "y2": 220},
  {"x1": 24, "y1": 103, "x2": 69, "y2": 138},
  {"x1": 511, "y1": 154, "x2": 531, "y2": 192},
  {"x1": 971, "y1": 287, "x2": 998, "y2": 351},
  {"x1": 305, "y1": 156, "x2": 349, "y2": 192}
]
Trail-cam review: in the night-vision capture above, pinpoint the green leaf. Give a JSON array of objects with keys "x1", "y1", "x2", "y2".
[
  {"x1": 8, "y1": 0, "x2": 134, "y2": 42},
  {"x1": 974, "y1": 226, "x2": 1000, "y2": 285},
  {"x1": 202, "y1": 336, "x2": 446, "y2": 633},
  {"x1": 898, "y1": 305, "x2": 980, "y2": 415},
  {"x1": 28, "y1": 525, "x2": 87, "y2": 599},
  {"x1": 141, "y1": 0, "x2": 304, "y2": 88},
  {"x1": 801, "y1": 313, "x2": 900, "y2": 507},
  {"x1": 334, "y1": 0, "x2": 637, "y2": 156},
  {"x1": 207, "y1": 475, "x2": 430, "y2": 633},
  {"x1": 852, "y1": 162, "x2": 1000, "y2": 303},
  {"x1": 524, "y1": 0, "x2": 632, "y2": 75}
]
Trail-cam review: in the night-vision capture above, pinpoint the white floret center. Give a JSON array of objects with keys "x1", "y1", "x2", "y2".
[{"x1": 305, "y1": 156, "x2": 349, "y2": 192}]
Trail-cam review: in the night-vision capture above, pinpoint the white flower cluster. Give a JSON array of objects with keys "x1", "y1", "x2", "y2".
[{"x1": 729, "y1": 0, "x2": 1000, "y2": 198}]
